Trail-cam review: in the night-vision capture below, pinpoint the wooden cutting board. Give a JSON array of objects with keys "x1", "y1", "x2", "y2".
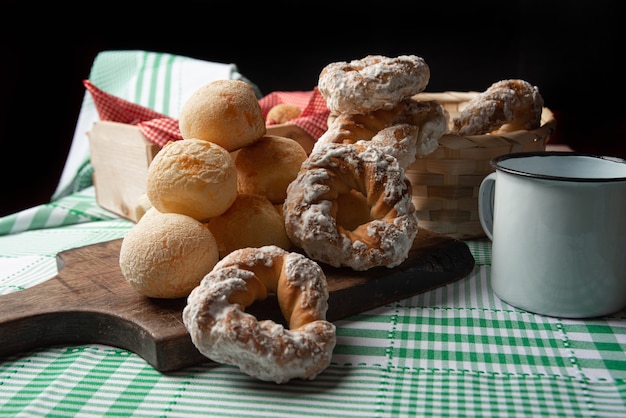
[{"x1": 0, "y1": 230, "x2": 475, "y2": 372}]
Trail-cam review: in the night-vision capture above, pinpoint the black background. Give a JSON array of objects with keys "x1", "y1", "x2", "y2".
[{"x1": 2, "y1": 0, "x2": 624, "y2": 216}]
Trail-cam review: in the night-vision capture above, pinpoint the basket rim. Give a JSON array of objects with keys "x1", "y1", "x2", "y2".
[{"x1": 409, "y1": 90, "x2": 552, "y2": 240}]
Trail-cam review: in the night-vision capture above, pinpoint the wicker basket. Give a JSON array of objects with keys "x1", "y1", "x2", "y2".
[{"x1": 406, "y1": 91, "x2": 557, "y2": 240}]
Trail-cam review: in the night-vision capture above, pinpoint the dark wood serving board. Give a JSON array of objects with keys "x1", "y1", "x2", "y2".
[{"x1": 0, "y1": 230, "x2": 475, "y2": 372}]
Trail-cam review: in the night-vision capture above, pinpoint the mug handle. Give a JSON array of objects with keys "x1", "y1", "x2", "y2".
[{"x1": 478, "y1": 172, "x2": 496, "y2": 240}]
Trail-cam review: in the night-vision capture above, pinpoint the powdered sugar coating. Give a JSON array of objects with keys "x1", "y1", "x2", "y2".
[
  {"x1": 452, "y1": 79, "x2": 544, "y2": 136},
  {"x1": 283, "y1": 143, "x2": 419, "y2": 271},
  {"x1": 313, "y1": 99, "x2": 447, "y2": 168},
  {"x1": 318, "y1": 55, "x2": 430, "y2": 115},
  {"x1": 182, "y1": 246, "x2": 336, "y2": 384}
]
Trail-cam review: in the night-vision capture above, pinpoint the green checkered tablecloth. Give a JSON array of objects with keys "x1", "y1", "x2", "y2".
[
  {"x1": 1, "y1": 187, "x2": 625, "y2": 417},
  {"x1": 2, "y1": 49, "x2": 625, "y2": 417}
]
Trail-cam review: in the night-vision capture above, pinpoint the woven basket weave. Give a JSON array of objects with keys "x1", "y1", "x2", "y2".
[{"x1": 406, "y1": 91, "x2": 557, "y2": 240}]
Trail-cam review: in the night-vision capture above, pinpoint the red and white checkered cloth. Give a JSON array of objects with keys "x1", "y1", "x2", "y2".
[
  {"x1": 83, "y1": 80, "x2": 183, "y2": 147},
  {"x1": 258, "y1": 89, "x2": 330, "y2": 140},
  {"x1": 84, "y1": 80, "x2": 330, "y2": 148}
]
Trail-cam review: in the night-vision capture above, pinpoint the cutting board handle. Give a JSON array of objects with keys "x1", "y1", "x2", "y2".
[{"x1": 0, "y1": 239, "x2": 207, "y2": 370}]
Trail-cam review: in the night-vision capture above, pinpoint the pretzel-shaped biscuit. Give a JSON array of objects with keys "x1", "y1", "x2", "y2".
[
  {"x1": 451, "y1": 79, "x2": 544, "y2": 136},
  {"x1": 314, "y1": 99, "x2": 447, "y2": 168},
  {"x1": 283, "y1": 143, "x2": 419, "y2": 271},
  {"x1": 182, "y1": 245, "x2": 336, "y2": 384},
  {"x1": 318, "y1": 55, "x2": 430, "y2": 115}
]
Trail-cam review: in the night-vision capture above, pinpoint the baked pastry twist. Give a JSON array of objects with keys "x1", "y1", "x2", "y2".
[
  {"x1": 451, "y1": 79, "x2": 544, "y2": 136},
  {"x1": 183, "y1": 246, "x2": 336, "y2": 384},
  {"x1": 318, "y1": 55, "x2": 430, "y2": 115},
  {"x1": 283, "y1": 143, "x2": 419, "y2": 271},
  {"x1": 314, "y1": 99, "x2": 447, "y2": 168}
]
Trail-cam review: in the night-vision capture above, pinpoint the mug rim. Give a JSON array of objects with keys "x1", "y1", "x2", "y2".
[{"x1": 490, "y1": 151, "x2": 626, "y2": 183}]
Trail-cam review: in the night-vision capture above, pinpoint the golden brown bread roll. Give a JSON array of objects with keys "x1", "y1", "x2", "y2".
[
  {"x1": 119, "y1": 211, "x2": 219, "y2": 298},
  {"x1": 235, "y1": 135, "x2": 308, "y2": 204},
  {"x1": 207, "y1": 193, "x2": 292, "y2": 258},
  {"x1": 266, "y1": 103, "x2": 302, "y2": 125},
  {"x1": 146, "y1": 138, "x2": 237, "y2": 222},
  {"x1": 133, "y1": 193, "x2": 153, "y2": 222},
  {"x1": 178, "y1": 79, "x2": 266, "y2": 151}
]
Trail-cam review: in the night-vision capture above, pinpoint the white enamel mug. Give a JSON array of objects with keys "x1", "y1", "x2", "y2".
[{"x1": 478, "y1": 151, "x2": 626, "y2": 318}]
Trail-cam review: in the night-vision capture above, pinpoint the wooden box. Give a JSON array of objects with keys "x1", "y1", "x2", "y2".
[
  {"x1": 88, "y1": 121, "x2": 315, "y2": 222},
  {"x1": 88, "y1": 121, "x2": 160, "y2": 222}
]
